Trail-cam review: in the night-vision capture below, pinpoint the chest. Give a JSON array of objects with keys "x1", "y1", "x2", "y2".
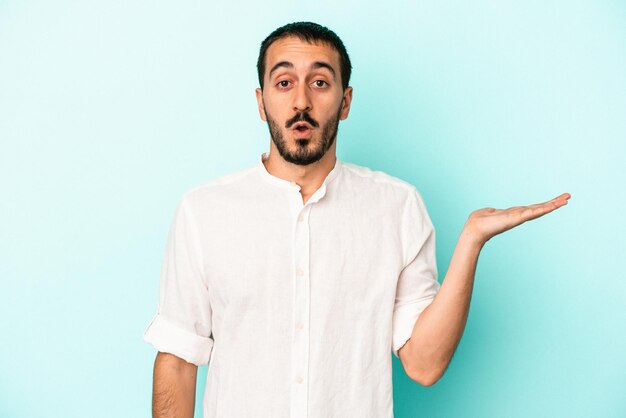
[{"x1": 200, "y1": 198, "x2": 404, "y2": 314}]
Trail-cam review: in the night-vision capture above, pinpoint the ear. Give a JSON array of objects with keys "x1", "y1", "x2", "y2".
[
  {"x1": 255, "y1": 88, "x2": 267, "y2": 121},
  {"x1": 339, "y1": 86, "x2": 353, "y2": 121}
]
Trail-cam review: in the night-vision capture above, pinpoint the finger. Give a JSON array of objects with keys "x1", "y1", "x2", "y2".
[
  {"x1": 528, "y1": 193, "x2": 571, "y2": 208},
  {"x1": 552, "y1": 192, "x2": 571, "y2": 207},
  {"x1": 528, "y1": 193, "x2": 571, "y2": 210},
  {"x1": 519, "y1": 193, "x2": 571, "y2": 221}
]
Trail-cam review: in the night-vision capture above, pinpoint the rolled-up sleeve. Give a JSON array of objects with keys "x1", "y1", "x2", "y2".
[
  {"x1": 144, "y1": 195, "x2": 214, "y2": 366},
  {"x1": 392, "y1": 188, "x2": 440, "y2": 358}
]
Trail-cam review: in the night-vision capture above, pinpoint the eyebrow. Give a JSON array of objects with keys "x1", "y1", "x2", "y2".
[{"x1": 268, "y1": 61, "x2": 337, "y2": 81}]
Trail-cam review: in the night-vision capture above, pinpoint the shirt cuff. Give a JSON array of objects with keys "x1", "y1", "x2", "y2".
[
  {"x1": 392, "y1": 297, "x2": 435, "y2": 359},
  {"x1": 143, "y1": 313, "x2": 214, "y2": 366}
]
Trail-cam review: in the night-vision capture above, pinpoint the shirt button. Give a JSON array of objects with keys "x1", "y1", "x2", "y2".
[
  {"x1": 297, "y1": 213, "x2": 304, "y2": 222},
  {"x1": 296, "y1": 267, "x2": 304, "y2": 276},
  {"x1": 296, "y1": 322, "x2": 304, "y2": 330},
  {"x1": 295, "y1": 376, "x2": 303, "y2": 384}
]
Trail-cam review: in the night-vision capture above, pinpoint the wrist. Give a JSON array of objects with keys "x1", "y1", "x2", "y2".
[{"x1": 459, "y1": 222, "x2": 488, "y2": 250}]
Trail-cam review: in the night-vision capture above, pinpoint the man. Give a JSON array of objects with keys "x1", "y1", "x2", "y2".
[{"x1": 143, "y1": 21, "x2": 570, "y2": 418}]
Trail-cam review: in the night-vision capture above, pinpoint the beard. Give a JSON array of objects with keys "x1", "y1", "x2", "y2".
[{"x1": 264, "y1": 102, "x2": 342, "y2": 166}]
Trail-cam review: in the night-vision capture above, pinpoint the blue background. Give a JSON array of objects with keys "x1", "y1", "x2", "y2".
[{"x1": 1, "y1": 1, "x2": 624, "y2": 417}]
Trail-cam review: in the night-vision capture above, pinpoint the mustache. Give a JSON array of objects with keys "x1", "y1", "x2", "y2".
[{"x1": 285, "y1": 112, "x2": 319, "y2": 129}]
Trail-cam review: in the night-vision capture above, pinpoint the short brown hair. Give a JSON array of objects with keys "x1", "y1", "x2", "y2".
[{"x1": 257, "y1": 22, "x2": 352, "y2": 90}]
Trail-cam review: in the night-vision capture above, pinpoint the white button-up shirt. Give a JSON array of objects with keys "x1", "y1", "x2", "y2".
[{"x1": 144, "y1": 152, "x2": 440, "y2": 418}]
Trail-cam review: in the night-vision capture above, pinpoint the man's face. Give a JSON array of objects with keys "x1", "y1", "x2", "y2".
[{"x1": 256, "y1": 36, "x2": 353, "y2": 166}]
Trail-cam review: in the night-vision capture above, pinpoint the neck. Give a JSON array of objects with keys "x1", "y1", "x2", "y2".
[{"x1": 263, "y1": 142, "x2": 337, "y2": 204}]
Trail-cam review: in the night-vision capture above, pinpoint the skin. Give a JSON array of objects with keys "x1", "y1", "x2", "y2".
[
  {"x1": 255, "y1": 36, "x2": 353, "y2": 204},
  {"x1": 152, "y1": 352, "x2": 197, "y2": 418},
  {"x1": 399, "y1": 193, "x2": 570, "y2": 385},
  {"x1": 151, "y1": 36, "x2": 571, "y2": 417}
]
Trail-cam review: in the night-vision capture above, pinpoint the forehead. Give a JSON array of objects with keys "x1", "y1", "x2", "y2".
[{"x1": 265, "y1": 36, "x2": 340, "y2": 76}]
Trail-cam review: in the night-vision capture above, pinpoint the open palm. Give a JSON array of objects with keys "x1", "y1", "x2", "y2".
[{"x1": 464, "y1": 193, "x2": 571, "y2": 246}]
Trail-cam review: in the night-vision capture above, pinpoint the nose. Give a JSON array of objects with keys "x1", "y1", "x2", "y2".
[{"x1": 293, "y1": 83, "x2": 312, "y2": 112}]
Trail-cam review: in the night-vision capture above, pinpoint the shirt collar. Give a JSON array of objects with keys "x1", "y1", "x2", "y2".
[{"x1": 257, "y1": 152, "x2": 343, "y2": 192}]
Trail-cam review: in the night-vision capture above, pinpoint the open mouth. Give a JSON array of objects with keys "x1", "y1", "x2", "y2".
[
  {"x1": 292, "y1": 122, "x2": 314, "y2": 137},
  {"x1": 293, "y1": 122, "x2": 313, "y2": 131}
]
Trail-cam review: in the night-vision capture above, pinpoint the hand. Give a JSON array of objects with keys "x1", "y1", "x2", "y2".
[{"x1": 462, "y1": 193, "x2": 571, "y2": 247}]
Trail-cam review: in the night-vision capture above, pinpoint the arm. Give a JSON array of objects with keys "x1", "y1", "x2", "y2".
[
  {"x1": 152, "y1": 352, "x2": 198, "y2": 418},
  {"x1": 398, "y1": 193, "x2": 571, "y2": 386}
]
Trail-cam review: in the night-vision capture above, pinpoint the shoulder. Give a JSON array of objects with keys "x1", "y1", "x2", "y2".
[
  {"x1": 178, "y1": 163, "x2": 260, "y2": 209},
  {"x1": 338, "y1": 161, "x2": 432, "y2": 224},
  {"x1": 187, "y1": 164, "x2": 259, "y2": 196},
  {"x1": 339, "y1": 161, "x2": 422, "y2": 199}
]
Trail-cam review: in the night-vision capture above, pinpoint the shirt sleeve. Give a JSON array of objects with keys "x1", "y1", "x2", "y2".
[
  {"x1": 392, "y1": 188, "x2": 440, "y2": 358},
  {"x1": 143, "y1": 194, "x2": 214, "y2": 366}
]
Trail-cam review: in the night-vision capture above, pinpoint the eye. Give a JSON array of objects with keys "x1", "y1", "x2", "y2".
[
  {"x1": 277, "y1": 80, "x2": 291, "y2": 89},
  {"x1": 313, "y1": 80, "x2": 328, "y2": 88}
]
